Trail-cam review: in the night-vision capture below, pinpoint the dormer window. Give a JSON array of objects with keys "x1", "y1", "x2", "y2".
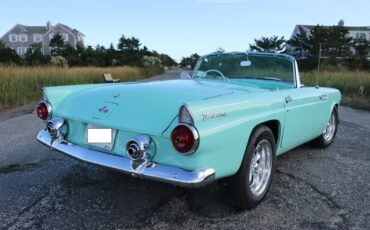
[
  {"x1": 19, "y1": 34, "x2": 28, "y2": 42},
  {"x1": 9, "y1": 34, "x2": 18, "y2": 42}
]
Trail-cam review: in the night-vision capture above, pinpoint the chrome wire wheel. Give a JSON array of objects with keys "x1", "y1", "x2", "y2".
[
  {"x1": 249, "y1": 139, "x2": 273, "y2": 197},
  {"x1": 322, "y1": 112, "x2": 337, "y2": 142}
]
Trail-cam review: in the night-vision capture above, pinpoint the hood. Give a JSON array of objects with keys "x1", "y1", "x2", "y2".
[{"x1": 49, "y1": 79, "x2": 261, "y2": 135}]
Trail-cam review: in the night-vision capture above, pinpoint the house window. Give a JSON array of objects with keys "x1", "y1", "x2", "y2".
[
  {"x1": 9, "y1": 34, "x2": 18, "y2": 42},
  {"x1": 19, "y1": 34, "x2": 28, "y2": 42},
  {"x1": 62, "y1": 33, "x2": 69, "y2": 42},
  {"x1": 17, "y1": 47, "x2": 28, "y2": 55},
  {"x1": 355, "y1": 32, "x2": 366, "y2": 39},
  {"x1": 33, "y1": 34, "x2": 42, "y2": 42}
]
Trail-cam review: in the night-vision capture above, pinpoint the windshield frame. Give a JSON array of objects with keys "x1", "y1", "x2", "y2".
[{"x1": 192, "y1": 52, "x2": 301, "y2": 88}]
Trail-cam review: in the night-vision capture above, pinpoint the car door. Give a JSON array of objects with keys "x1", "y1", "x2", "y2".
[
  {"x1": 311, "y1": 88, "x2": 332, "y2": 135},
  {"x1": 281, "y1": 87, "x2": 320, "y2": 150}
]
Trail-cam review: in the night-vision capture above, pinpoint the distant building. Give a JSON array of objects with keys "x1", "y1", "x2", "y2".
[
  {"x1": 290, "y1": 21, "x2": 370, "y2": 58},
  {"x1": 0, "y1": 21, "x2": 84, "y2": 55},
  {"x1": 292, "y1": 24, "x2": 370, "y2": 41}
]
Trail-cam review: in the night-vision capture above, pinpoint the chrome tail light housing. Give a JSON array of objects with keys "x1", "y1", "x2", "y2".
[
  {"x1": 37, "y1": 100, "x2": 52, "y2": 120},
  {"x1": 171, "y1": 123, "x2": 199, "y2": 155}
]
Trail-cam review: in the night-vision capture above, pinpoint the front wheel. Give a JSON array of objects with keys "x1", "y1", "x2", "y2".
[
  {"x1": 312, "y1": 107, "x2": 338, "y2": 148},
  {"x1": 219, "y1": 125, "x2": 276, "y2": 210}
]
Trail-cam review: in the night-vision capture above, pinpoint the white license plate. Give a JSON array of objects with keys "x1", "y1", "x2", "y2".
[{"x1": 86, "y1": 124, "x2": 117, "y2": 150}]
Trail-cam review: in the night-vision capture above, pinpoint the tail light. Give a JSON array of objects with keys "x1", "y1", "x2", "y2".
[
  {"x1": 37, "y1": 101, "x2": 52, "y2": 120},
  {"x1": 171, "y1": 123, "x2": 199, "y2": 155}
]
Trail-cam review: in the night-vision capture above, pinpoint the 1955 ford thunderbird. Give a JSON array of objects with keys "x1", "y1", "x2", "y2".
[{"x1": 36, "y1": 52, "x2": 341, "y2": 209}]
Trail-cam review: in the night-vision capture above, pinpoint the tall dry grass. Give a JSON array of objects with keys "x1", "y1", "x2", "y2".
[
  {"x1": 301, "y1": 71, "x2": 370, "y2": 110},
  {"x1": 0, "y1": 66, "x2": 150, "y2": 110}
]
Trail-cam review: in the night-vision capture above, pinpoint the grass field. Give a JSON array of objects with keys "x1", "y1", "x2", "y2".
[
  {"x1": 0, "y1": 66, "x2": 162, "y2": 111},
  {"x1": 0, "y1": 67, "x2": 369, "y2": 111},
  {"x1": 301, "y1": 71, "x2": 370, "y2": 110}
]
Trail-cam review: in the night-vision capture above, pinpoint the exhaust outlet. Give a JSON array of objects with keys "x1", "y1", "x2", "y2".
[
  {"x1": 126, "y1": 135, "x2": 151, "y2": 161},
  {"x1": 46, "y1": 118, "x2": 65, "y2": 138}
]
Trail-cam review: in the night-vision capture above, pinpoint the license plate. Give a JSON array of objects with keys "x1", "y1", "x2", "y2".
[{"x1": 86, "y1": 124, "x2": 117, "y2": 150}]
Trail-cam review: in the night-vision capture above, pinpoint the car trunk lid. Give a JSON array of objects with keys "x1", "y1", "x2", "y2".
[{"x1": 53, "y1": 80, "x2": 237, "y2": 135}]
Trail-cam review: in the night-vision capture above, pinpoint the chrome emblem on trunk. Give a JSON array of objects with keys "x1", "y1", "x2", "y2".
[{"x1": 98, "y1": 105, "x2": 109, "y2": 113}]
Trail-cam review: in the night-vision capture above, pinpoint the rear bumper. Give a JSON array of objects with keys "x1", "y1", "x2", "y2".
[{"x1": 37, "y1": 129, "x2": 215, "y2": 187}]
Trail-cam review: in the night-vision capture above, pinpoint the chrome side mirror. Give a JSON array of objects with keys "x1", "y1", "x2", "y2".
[{"x1": 180, "y1": 71, "x2": 191, "y2": 79}]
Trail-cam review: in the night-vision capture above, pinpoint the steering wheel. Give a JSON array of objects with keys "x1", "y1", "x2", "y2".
[{"x1": 203, "y1": 69, "x2": 228, "y2": 81}]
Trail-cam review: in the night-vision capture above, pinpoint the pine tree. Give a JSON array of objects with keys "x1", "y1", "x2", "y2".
[
  {"x1": 49, "y1": 33, "x2": 65, "y2": 56},
  {"x1": 249, "y1": 36, "x2": 286, "y2": 53},
  {"x1": 287, "y1": 27, "x2": 310, "y2": 58},
  {"x1": 25, "y1": 43, "x2": 47, "y2": 66}
]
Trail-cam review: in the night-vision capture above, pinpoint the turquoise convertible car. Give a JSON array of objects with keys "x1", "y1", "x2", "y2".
[{"x1": 37, "y1": 52, "x2": 341, "y2": 209}]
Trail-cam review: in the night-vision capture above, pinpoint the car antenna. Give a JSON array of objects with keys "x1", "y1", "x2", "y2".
[{"x1": 315, "y1": 43, "x2": 322, "y2": 89}]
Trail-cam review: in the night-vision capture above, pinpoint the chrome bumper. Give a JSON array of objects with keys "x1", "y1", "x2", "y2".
[{"x1": 36, "y1": 129, "x2": 215, "y2": 187}]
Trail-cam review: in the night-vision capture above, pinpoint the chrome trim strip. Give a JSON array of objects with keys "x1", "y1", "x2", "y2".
[
  {"x1": 319, "y1": 94, "x2": 328, "y2": 101},
  {"x1": 199, "y1": 51, "x2": 295, "y2": 60},
  {"x1": 293, "y1": 60, "x2": 303, "y2": 88},
  {"x1": 41, "y1": 87, "x2": 49, "y2": 101},
  {"x1": 37, "y1": 129, "x2": 215, "y2": 187},
  {"x1": 178, "y1": 104, "x2": 194, "y2": 125},
  {"x1": 192, "y1": 52, "x2": 299, "y2": 87}
]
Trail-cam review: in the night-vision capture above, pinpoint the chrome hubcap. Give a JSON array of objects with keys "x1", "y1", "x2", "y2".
[
  {"x1": 249, "y1": 139, "x2": 272, "y2": 197},
  {"x1": 322, "y1": 112, "x2": 336, "y2": 142}
]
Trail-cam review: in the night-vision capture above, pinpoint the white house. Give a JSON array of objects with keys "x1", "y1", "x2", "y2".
[{"x1": 0, "y1": 21, "x2": 84, "y2": 55}]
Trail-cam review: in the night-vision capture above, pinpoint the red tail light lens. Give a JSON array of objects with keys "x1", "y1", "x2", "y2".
[
  {"x1": 171, "y1": 124, "x2": 199, "y2": 154},
  {"x1": 37, "y1": 101, "x2": 51, "y2": 120}
]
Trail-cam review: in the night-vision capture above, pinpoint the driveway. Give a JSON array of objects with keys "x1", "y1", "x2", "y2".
[{"x1": 0, "y1": 70, "x2": 369, "y2": 229}]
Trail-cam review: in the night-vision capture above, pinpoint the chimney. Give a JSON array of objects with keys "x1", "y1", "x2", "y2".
[
  {"x1": 338, "y1": 19, "x2": 344, "y2": 27},
  {"x1": 46, "y1": 21, "x2": 52, "y2": 30}
]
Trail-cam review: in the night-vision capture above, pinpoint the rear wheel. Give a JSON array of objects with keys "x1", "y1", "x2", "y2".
[
  {"x1": 312, "y1": 107, "x2": 338, "y2": 148},
  {"x1": 219, "y1": 125, "x2": 276, "y2": 210}
]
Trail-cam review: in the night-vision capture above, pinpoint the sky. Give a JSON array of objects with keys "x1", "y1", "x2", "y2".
[{"x1": 1, "y1": 0, "x2": 369, "y2": 61}]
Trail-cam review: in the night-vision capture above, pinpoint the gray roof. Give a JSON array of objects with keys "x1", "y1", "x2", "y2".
[
  {"x1": 59, "y1": 23, "x2": 84, "y2": 36},
  {"x1": 298, "y1": 25, "x2": 370, "y2": 31},
  {"x1": 19, "y1": 25, "x2": 47, "y2": 34},
  {"x1": 16, "y1": 23, "x2": 84, "y2": 36}
]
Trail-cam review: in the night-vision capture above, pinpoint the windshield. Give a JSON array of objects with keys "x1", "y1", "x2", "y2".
[{"x1": 193, "y1": 53, "x2": 294, "y2": 84}]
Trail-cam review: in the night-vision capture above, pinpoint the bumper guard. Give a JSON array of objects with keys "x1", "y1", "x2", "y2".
[{"x1": 37, "y1": 129, "x2": 215, "y2": 187}]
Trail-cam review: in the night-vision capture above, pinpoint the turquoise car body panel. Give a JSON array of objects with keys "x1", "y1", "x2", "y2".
[{"x1": 44, "y1": 77, "x2": 341, "y2": 179}]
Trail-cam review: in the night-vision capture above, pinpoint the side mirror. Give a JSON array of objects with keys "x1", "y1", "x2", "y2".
[{"x1": 180, "y1": 71, "x2": 191, "y2": 79}]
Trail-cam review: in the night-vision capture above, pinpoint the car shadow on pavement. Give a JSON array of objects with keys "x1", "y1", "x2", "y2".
[{"x1": 25, "y1": 135, "x2": 351, "y2": 229}]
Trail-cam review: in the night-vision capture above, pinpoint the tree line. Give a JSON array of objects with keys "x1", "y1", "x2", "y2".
[
  {"x1": 180, "y1": 24, "x2": 370, "y2": 71},
  {"x1": 0, "y1": 33, "x2": 177, "y2": 68}
]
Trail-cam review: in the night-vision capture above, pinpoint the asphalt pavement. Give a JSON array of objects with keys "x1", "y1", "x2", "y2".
[{"x1": 0, "y1": 70, "x2": 369, "y2": 229}]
